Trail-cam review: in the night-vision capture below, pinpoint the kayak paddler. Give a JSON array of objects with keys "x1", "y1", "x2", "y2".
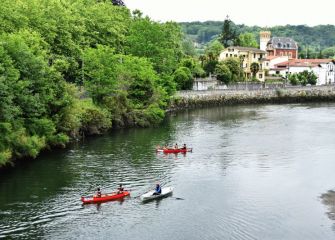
[
  {"x1": 153, "y1": 183, "x2": 162, "y2": 195},
  {"x1": 96, "y1": 188, "x2": 102, "y2": 198},
  {"x1": 117, "y1": 184, "x2": 124, "y2": 194}
]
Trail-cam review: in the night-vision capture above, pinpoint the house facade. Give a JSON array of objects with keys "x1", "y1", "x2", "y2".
[
  {"x1": 219, "y1": 46, "x2": 267, "y2": 81},
  {"x1": 314, "y1": 61, "x2": 335, "y2": 85},
  {"x1": 273, "y1": 59, "x2": 334, "y2": 85},
  {"x1": 260, "y1": 31, "x2": 298, "y2": 59}
]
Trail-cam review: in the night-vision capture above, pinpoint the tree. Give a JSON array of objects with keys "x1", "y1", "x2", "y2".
[
  {"x1": 173, "y1": 67, "x2": 194, "y2": 90},
  {"x1": 205, "y1": 40, "x2": 223, "y2": 60},
  {"x1": 215, "y1": 62, "x2": 232, "y2": 84},
  {"x1": 237, "y1": 33, "x2": 258, "y2": 48},
  {"x1": 202, "y1": 40, "x2": 223, "y2": 75},
  {"x1": 219, "y1": 17, "x2": 239, "y2": 47},
  {"x1": 250, "y1": 62, "x2": 260, "y2": 78},
  {"x1": 222, "y1": 58, "x2": 244, "y2": 82},
  {"x1": 322, "y1": 47, "x2": 335, "y2": 58},
  {"x1": 179, "y1": 57, "x2": 205, "y2": 78},
  {"x1": 289, "y1": 73, "x2": 299, "y2": 85},
  {"x1": 289, "y1": 71, "x2": 317, "y2": 86},
  {"x1": 125, "y1": 17, "x2": 183, "y2": 75}
]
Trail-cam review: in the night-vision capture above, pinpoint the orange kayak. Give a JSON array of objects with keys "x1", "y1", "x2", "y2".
[
  {"x1": 81, "y1": 191, "x2": 130, "y2": 204},
  {"x1": 156, "y1": 148, "x2": 192, "y2": 154}
]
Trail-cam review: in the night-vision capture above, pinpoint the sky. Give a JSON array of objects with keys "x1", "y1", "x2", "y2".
[{"x1": 125, "y1": 0, "x2": 335, "y2": 26}]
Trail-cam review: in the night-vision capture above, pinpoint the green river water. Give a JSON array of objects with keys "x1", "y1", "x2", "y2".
[{"x1": 1, "y1": 103, "x2": 335, "y2": 239}]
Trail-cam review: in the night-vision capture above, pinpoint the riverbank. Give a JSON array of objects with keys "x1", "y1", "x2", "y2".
[
  {"x1": 2, "y1": 85, "x2": 335, "y2": 169},
  {"x1": 169, "y1": 86, "x2": 335, "y2": 111}
]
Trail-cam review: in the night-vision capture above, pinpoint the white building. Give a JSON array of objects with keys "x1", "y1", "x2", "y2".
[
  {"x1": 273, "y1": 59, "x2": 335, "y2": 85},
  {"x1": 314, "y1": 61, "x2": 335, "y2": 85}
]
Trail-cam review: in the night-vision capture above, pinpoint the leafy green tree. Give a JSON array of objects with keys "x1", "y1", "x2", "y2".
[
  {"x1": 289, "y1": 73, "x2": 299, "y2": 85},
  {"x1": 179, "y1": 58, "x2": 205, "y2": 78},
  {"x1": 202, "y1": 40, "x2": 223, "y2": 75},
  {"x1": 173, "y1": 67, "x2": 194, "y2": 90},
  {"x1": 250, "y1": 62, "x2": 260, "y2": 78},
  {"x1": 182, "y1": 37, "x2": 197, "y2": 57},
  {"x1": 222, "y1": 58, "x2": 244, "y2": 82},
  {"x1": 84, "y1": 45, "x2": 160, "y2": 107},
  {"x1": 289, "y1": 71, "x2": 317, "y2": 86},
  {"x1": 205, "y1": 40, "x2": 223, "y2": 60},
  {"x1": 125, "y1": 16, "x2": 183, "y2": 75},
  {"x1": 237, "y1": 33, "x2": 258, "y2": 48},
  {"x1": 322, "y1": 47, "x2": 335, "y2": 58},
  {"x1": 215, "y1": 62, "x2": 232, "y2": 84}
]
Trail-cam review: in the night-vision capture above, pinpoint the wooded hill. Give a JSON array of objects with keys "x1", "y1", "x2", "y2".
[{"x1": 180, "y1": 21, "x2": 335, "y2": 58}]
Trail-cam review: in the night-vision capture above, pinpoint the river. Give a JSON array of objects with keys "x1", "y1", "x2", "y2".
[{"x1": 1, "y1": 103, "x2": 335, "y2": 239}]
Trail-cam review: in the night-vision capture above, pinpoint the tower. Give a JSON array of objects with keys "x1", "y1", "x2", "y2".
[{"x1": 260, "y1": 31, "x2": 271, "y2": 51}]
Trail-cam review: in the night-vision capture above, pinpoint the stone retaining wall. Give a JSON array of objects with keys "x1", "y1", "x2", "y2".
[{"x1": 169, "y1": 86, "x2": 335, "y2": 111}]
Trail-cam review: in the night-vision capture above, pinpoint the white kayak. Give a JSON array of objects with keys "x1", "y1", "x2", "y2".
[{"x1": 140, "y1": 187, "x2": 174, "y2": 202}]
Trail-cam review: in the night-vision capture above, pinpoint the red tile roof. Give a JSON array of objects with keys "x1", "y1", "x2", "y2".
[{"x1": 275, "y1": 59, "x2": 332, "y2": 68}]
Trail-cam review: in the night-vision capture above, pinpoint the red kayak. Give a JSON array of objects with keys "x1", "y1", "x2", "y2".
[
  {"x1": 81, "y1": 191, "x2": 130, "y2": 204},
  {"x1": 156, "y1": 148, "x2": 192, "y2": 154}
]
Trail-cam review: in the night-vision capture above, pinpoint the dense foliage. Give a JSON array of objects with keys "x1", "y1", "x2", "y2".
[
  {"x1": 289, "y1": 71, "x2": 317, "y2": 86},
  {"x1": 0, "y1": 0, "x2": 195, "y2": 166},
  {"x1": 180, "y1": 21, "x2": 335, "y2": 58}
]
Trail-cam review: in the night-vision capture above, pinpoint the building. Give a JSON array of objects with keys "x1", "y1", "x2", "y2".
[
  {"x1": 193, "y1": 75, "x2": 219, "y2": 90},
  {"x1": 260, "y1": 31, "x2": 298, "y2": 59},
  {"x1": 266, "y1": 56, "x2": 289, "y2": 75},
  {"x1": 273, "y1": 59, "x2": 334, "y2": 85},
  {"x1": 219, "y1": 46, "x2": 267, "y2": 81},
  {"x1": 314, "y1": 61, "x2": 335, "y2": 85}
]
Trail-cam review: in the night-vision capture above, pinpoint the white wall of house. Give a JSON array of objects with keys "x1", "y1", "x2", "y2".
[
  {"x1": 314, "y1": 62, "x2": 335, "y2": 85},
  {"x1": 268, "y1": 57, "x2": 289, "y2": 68},
  {"x1": 218, "y1": 49, "x2": 240, "y2": 61}
]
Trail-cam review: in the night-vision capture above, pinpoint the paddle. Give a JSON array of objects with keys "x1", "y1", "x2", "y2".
[{"x1": 170, "y1": 197, "x2": 185, "y2": 200}]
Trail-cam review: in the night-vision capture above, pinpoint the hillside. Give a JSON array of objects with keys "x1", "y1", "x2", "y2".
[{"x1": 180, "y1": 21, "x2": 335, "y2": 57}]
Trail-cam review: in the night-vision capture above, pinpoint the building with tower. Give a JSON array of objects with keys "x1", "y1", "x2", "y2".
[{"x1": 260, "y1": 31, "x2": 298, "y2": 59}]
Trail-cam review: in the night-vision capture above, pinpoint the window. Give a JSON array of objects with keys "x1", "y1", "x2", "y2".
[
  {"x1": 260, "y1": 54, "x2": 263, "y2": 58},
  {"x1": 277, "y1": 43, "x2": 282, "y2": 48},
  {"x1": 254, "y1": 53, "x2": 256, "y2": 58},
  {"x1": 226, "y1": 54, "x2": 228, "y2": 57},
  {"x1": 289, "y1": 52, "x2": 292, "y2": 58},
  {"x1": 230, "y1": 54, "x2": 232, "y2": 57},
  {"x1": 234, "y1": 54, "x2": 237, "y2": 57},
  {"x1": 259, "y1": 74, "x2": 263, "y2": 78}
]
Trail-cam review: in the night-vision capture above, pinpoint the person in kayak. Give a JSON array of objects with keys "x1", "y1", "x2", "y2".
[
  {"x1": 182, "y1": 144, "x2": 187, "y2": 150},
  {"x1": 174, "y1": 143, "x2": 178, "y2": 149},
  {"x1": 96, "y1": 188, "x2": 102, "y2": 198},
  {"x1": 153, "y1": 183, "x2": 162, "y2": 195},
  {"x1": 117, "y1": 184, "x2": 124, "y2": 194}
]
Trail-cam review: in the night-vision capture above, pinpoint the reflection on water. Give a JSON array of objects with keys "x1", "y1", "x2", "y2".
[{"x1": 1, "y1": 103, "x2": 335, "y2": 239}]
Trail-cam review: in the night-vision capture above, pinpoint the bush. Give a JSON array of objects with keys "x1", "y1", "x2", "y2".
[
  {"x1": 173, "y1": 67, "x2": 194, "y2": 90},
  {"x1": 215, "y1": 62, "x2": 232, "y2": 84},
  {"x1": 0, "y1": 149, "x2": 12, "y2": 166},
  {"x1": 79, "y1": 100, "x2": 112, "y2": 135}
]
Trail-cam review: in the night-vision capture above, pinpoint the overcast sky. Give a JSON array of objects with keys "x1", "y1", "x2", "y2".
[{"x1": 125, "y1": 0, "x2": 335, "y2": 26}]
